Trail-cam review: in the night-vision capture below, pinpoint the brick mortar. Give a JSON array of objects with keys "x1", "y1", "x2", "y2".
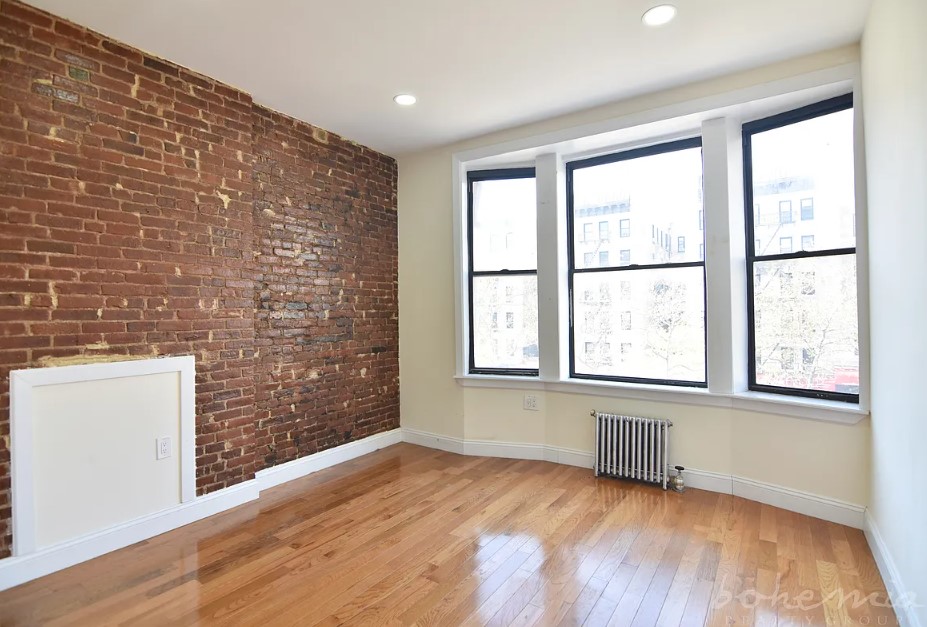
[{"x1": 0, "y1": 0, "x2": 399, "y2": 557}]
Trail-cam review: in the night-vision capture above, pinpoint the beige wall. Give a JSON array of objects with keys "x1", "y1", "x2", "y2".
[
  {"x1": 862, "y1": 0, "x2": 927, "y2": 621},
  {"x1": 398, "y1": 45, "x2": 870, "y2": 507},
  {"x1": 31, "y1": 373, "x2": 182, "y2": 548}
]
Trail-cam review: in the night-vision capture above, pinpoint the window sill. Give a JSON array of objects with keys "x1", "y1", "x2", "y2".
[{"x1": 454, "y1": 374, "x2": 868, "y2": 424}]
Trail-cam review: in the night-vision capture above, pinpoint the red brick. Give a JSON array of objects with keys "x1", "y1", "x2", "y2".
[{"x1": 0, "y1": 0, "x2": 398, "y2": 560}]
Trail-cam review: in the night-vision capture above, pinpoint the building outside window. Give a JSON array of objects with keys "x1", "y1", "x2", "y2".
[
  {"x1": 569, "y1": 139, "x2": 706, "y2": 385},
  {"x1": 461, "y1": 93, "x2": 861, "y2": 407},
  {"x1": 744, "y1": 94, "x2": 858, "y2": 401},
  {"x1": 467, "y1": 169, "x2": 539, "y2": 374}
]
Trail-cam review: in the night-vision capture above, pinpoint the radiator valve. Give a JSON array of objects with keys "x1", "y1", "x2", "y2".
[{"x1": 671, "y1": 465, "x2": 686, "y2": 493}]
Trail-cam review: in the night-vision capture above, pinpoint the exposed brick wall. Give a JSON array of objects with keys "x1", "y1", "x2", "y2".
[
  {"x1": 0, "y1": 0, "x2": 399, "y2": 557},
  {"x1": 252, "y1": 107, "x2": 398, "y2": 470}
]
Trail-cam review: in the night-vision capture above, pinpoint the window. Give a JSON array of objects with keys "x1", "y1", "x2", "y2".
[
  {"x1": 677, "y1": 236, "x2": 686, "y2": 253},
  {"x1": 598, "y1": 251, "x2": 609, "y2": 266},
  {"x1": 699, "y1": 243, "x2": 704, "y2": 260},
  {"x1": 779, "y1": 200, "x2": 793, "y2": 224},
  {"x1": 599, "y1": 221, "x2": 610, "y2": 241},
  {"x1": 569, "y1": 138, "x2": 706, "y2": 385},
  {"x1": 468, "y1": 169, "x2": 538, "y2": 375},
  {"x1": 583, "y1": 222, "x2": 593, "y2": 241},
  {"x1": 801, "y1": 197, "x2": 814, "y2": 220},
  {"x1": 801, "y1": 271, "x2": 816, "y2": 295},
  {"x1": 583, "y1": 252, "x2": 594, "y2": 268},
  {"x1": 620, "y1": 280, "x2": 631, "y2": 299},
  {"x1": 802, "y1": 347, "x2": 815, "y2": 365},
  {"x1": 620, "y1": 311, "x2": 632, "y2": 330},
  {"x1": 619, "y1": 219, "x2": 630, "y2": 238},
  {"x1": 744, "y1": 94, "x2": 858, "y2": 401},
  {"x1": 698, "y1": 209, "x2": 704, "y2": 230}
]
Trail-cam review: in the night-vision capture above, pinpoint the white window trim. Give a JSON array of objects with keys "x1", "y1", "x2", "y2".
[{"x1": 452, "y1": 62, "x2": 869, "y2": 425}]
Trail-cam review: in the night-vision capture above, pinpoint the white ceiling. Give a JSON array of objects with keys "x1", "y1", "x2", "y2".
[{"x1": 24, "y1": 0, "x2": 871, "y2": 156}]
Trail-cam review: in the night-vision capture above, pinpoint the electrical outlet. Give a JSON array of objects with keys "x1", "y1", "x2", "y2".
[
  {"x1": 523, "y1": 394, "x2": 539, "y2": 411},
  {"x1": 156, "y1": 436, "x2": 172, "y2": 460}
]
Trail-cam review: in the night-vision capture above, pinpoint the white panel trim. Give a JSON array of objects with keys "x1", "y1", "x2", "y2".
[
  {"x1": 864, "y1": 511, "x2": 923, "y2": 627},
  {"x1": 255, "y1": 428, "x2": 403, "y2": 491},
  {"x1": 10, "y1": 356, "x2": 196, "y2": 557},
  {"x1": 0, "y1": 480, "x2": 259, "y2": 592},
  {"x1": 402, "y1": 428, "x2": 865, "y2": 528}
]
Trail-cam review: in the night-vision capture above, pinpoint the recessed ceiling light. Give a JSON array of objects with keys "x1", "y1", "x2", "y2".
[
  {"x1": 393, "y1": 94, "x2": 417, "y2": 106},
  {"x1": 642, "y1": 4, "x2": 677, "y2": 26}
]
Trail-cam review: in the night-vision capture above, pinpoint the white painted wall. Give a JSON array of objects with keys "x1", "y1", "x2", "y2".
[
  {"x1": 398, "y1": 45, "x2": 871, "y2": 510},
  {"x1": 11, "y1": 356, "x2": 194, "y2": 557},
  {"x1": 30, "y1": 373, "x2": 182, "y2": 548},
  {"x1": 862, "y1": 0, "x2": 927, "y2": 623}
]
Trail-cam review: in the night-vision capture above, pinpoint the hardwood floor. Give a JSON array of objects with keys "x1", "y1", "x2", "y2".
[{"x1": 0, "y1": 443, "x2": 895, "y2": 626}]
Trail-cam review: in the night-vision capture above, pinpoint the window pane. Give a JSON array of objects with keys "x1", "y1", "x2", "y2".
[
  {"x1": 472, "y1": 275, "x2": 538, "y2": 370},
  {"x1": 753, "y1": 255, "x2": 858, "y2": 394},
  {"x1": 573, "y1": 267, "x2": 705, "y2": 382},
  {"x1": 471, "y1": 177, "x2": 536, "y2": 271},
  {"x1": 572, "y1": 147, "x2": 704, "y2": 267},
  {"x1": 750, "y1": 108, "x2": 855, "y2": 255}
]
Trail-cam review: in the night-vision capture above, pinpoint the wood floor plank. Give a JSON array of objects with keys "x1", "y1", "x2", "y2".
[{"x1": 0, "y1": 444, "x2": 896, "y2": 626}]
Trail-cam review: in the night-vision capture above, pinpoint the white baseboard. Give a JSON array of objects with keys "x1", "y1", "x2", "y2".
[
  {"x1": 681, "y1": 468, "x2": 735, "y2": 494},
  {"x1": 0, "y1": 480, "x2": 259, "y2": 592},
  {"x1": 400, "y1": 428, "x2": 594, "y2": 469},
  {"x1": 402, "y1": 428, "x2": 866, "y2": 529},
  {"x1": 401, "y1": 428, "x2": 465, "y2": 455},
  {"x1": 864, "y1": 511, "x2": 923, "y2": 627},
  {"x1": 731, "y1": 475, "x2": 865, "y2": 529},
  {"x1": 0, "y1": 427, "x2": 403, "y2": 592},
  {"x1": 256, "y1": 428, "x2": 403, "y2": 491}
]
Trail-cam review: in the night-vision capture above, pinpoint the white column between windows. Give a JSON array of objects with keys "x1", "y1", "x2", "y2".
[
  {"x1": 535, "y1": 153, "x2": 568, "y2": 381},
  {"x1": 702, "y1": 117, "x2": 748, "y2": 394}
]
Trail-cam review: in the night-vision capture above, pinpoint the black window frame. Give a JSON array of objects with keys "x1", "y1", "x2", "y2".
[
  {"x1": 567, "y1": 137, "x2": 708, "y2": 388},
  {"x1": 467, "y1": 167, "x2": 539, "y2": 377},
  {"x1": 743, "y1": 93, "x2": 858, "y2": 403}
]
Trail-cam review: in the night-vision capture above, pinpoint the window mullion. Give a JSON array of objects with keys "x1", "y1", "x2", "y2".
[
  {"x1": 702, "y1": 117, "x2": 748, "y2": 394},
  {"x1": 535, "y1": 153, "x2": 567, "y2": 381}
]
